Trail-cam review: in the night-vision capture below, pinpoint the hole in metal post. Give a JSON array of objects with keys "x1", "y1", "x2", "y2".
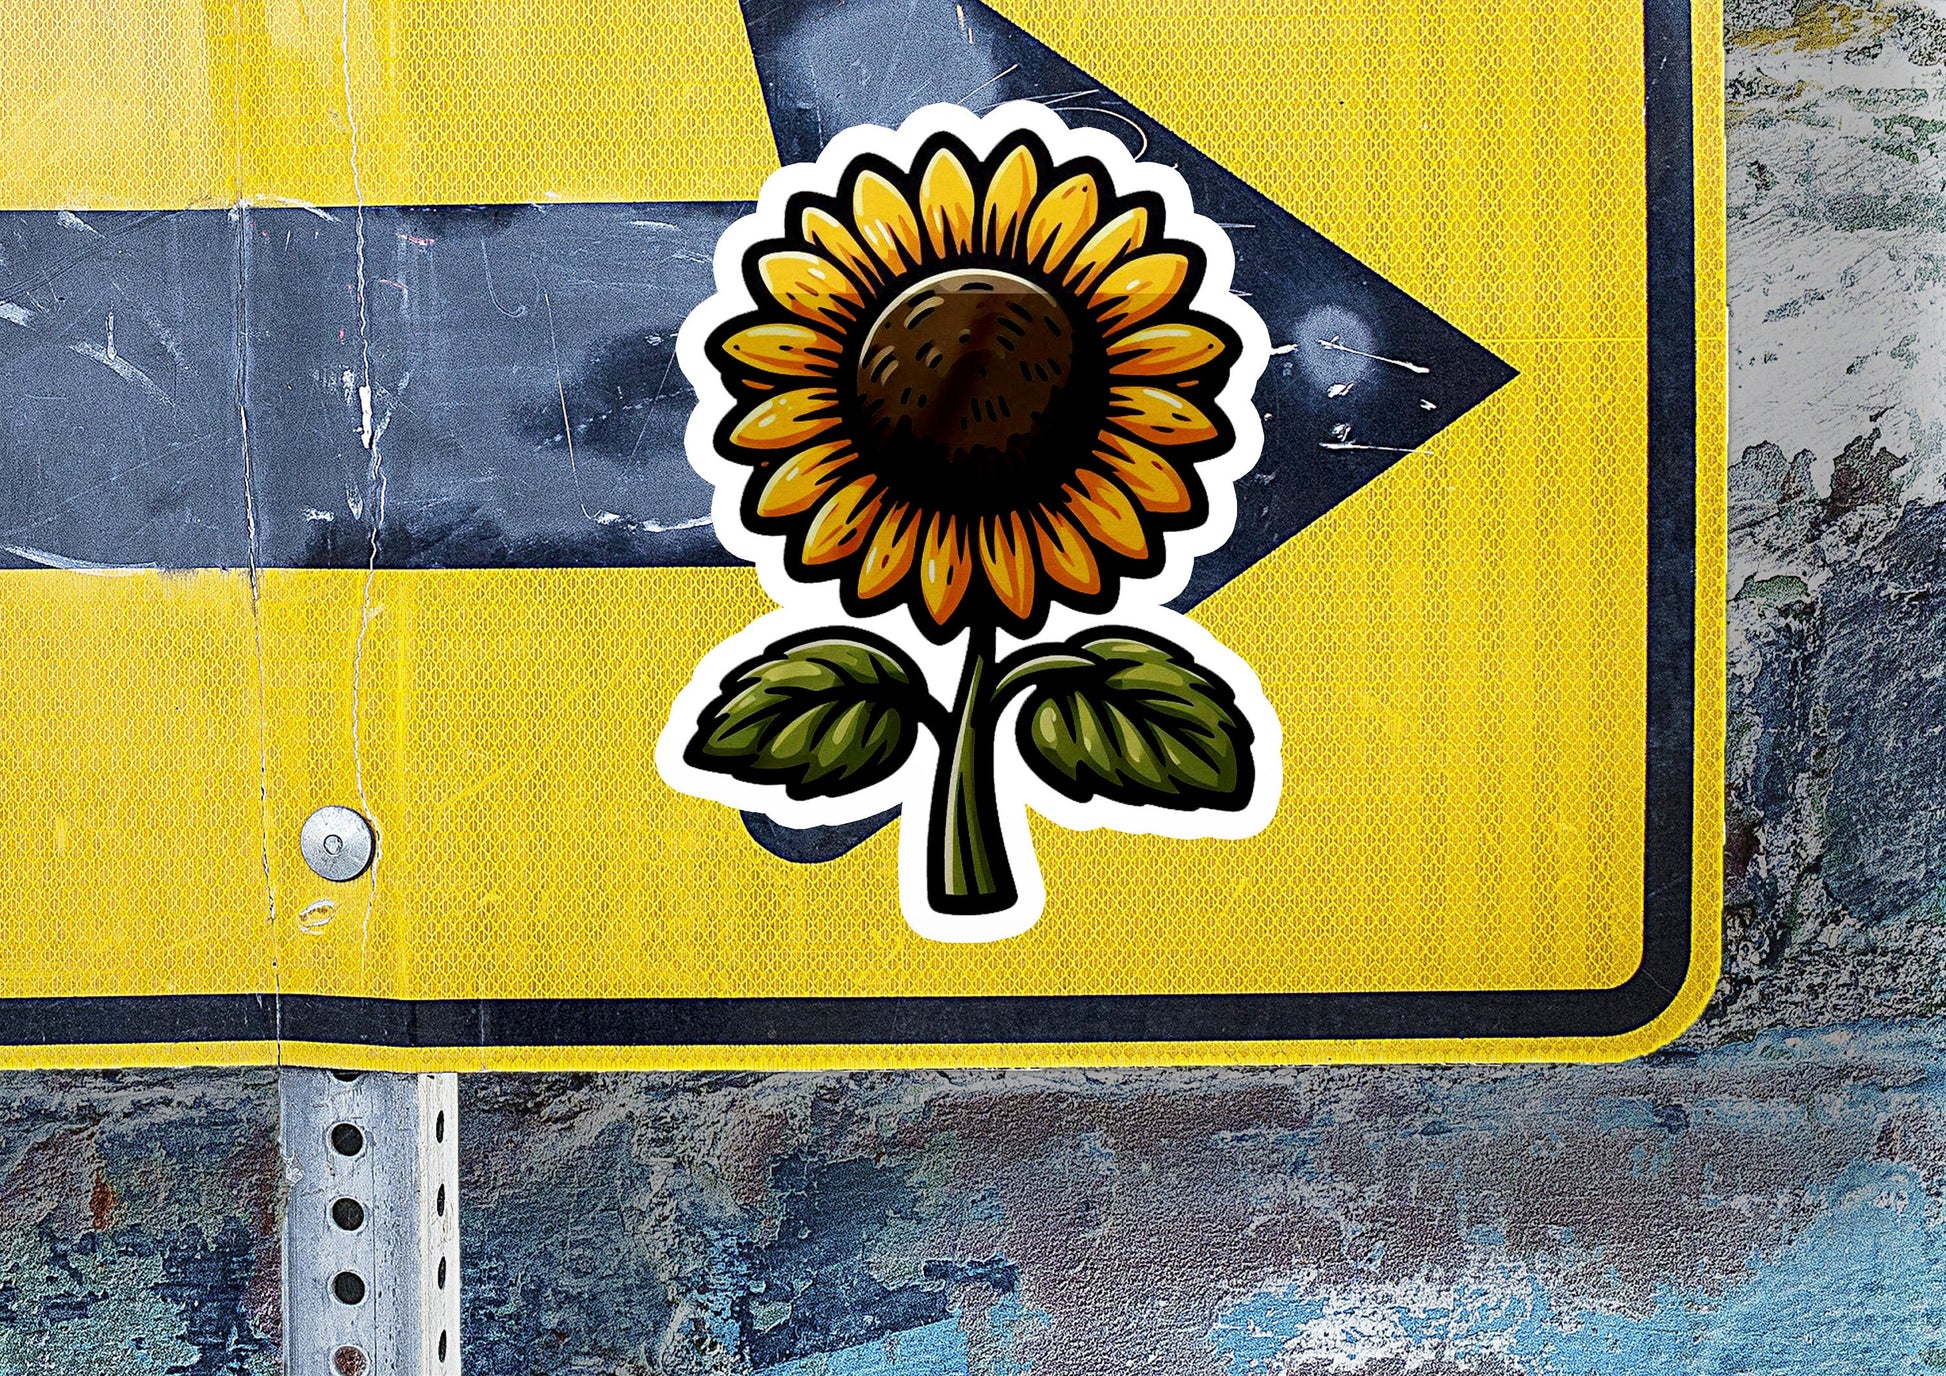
[
  {"x1": 331, "y1": 1271, "x2": 367, "y2": 1305},
  {"x1": 437, "y1": 1255, "x2": 447, "y2": 1289},
  {"x1": 435, "y1": 1110, "x2": 445, "y2": 1143},
  {"x1": 331, "y1": 1197, "x2": 366, "y2": 1231},
  {"x1": 331, "y1": 1345, "x2": 368, "y2": 1376},
  {"x1": 438, "y1": 1330, "x2": 448, "y2": 1362},
  {"x1": 330, "y1": 1070, "x2": 362, "y2": 1082},
  {"x1": 435, "y1": 1183, "x2": 446, "y2": 1216},
  {"x1": 329, "y1": 1123, "x2": 366, "y2": 1157}
]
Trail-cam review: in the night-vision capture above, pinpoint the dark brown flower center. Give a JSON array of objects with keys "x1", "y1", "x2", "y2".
[{"x1": 855, "y1": 269, "x2": 1075, "y2": 469}]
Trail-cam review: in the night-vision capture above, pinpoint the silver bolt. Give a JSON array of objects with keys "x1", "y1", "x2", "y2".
[{"x1": 300, "y1": 806, "x2": 375, "y2": 882}]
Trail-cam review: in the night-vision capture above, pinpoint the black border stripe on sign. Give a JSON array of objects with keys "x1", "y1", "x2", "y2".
[{"x1": 2, "y1": 0, "x2": 1700, "y2": 1051}]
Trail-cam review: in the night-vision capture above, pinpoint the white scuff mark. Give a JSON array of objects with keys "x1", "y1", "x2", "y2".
[
  {"x1": 1320, "y1": 440, "x2": 1429, "y2": 455},
  {"x1": 959, "y1": 62, "x2": 1020, "y2": 104},
  {"x1": 303, "y1": 507, "x2": 336, "y2": 522},
  {"x1": 542, "y1": 296, "x2": 689, "y2": 533},
  {"x1": 629, "y1": 219, "x2": 680, "y2": 230},
  {"x1": 597, "y1": 512, "x2": 713, "y2": 533},
  {"x1": 1065, "y1": 106, "x2": 1148, "y2": 159},
  {"x1": 136, "y1": 303, "x2": 191, "y2": 371},
  {"x1": 357, "y1": 383, "x2": 374, "y2": 448},
  {"x1": 55, "y1": 211, "x2": 101, "y2": 236},
  {"x1": 1322, "y1": 420, "x2": 1428, "y2": 456},
  {"x1": 71, "y1": 328, "x2": 171, "y2": 405},
  {"x1": 253, "y1": 194, "x2": 340, "y2": 221},
  {"x1": 1315, "y1": 334, "x2": 1430, "y2": 374},
  {"x1": 341, "y1": 369, "x2": 358, "y2": 407},
  {"x1": 2, "y1": 544, "x2": 157, "y2": 574},
  {"x1": 375, "y1": 276, "x2": 409, "y2": 312},
  {"x1": 296, "y1": 898, "x2": 337, "y2": 933},
  {"x1": 369, "y1": 369, "x2": 410, "y2": 450},
  {"x1": 1420, "y1": 398, "x2": 1438, "y2": 411},
  {"x1": 623, "y1": 338, "x2": 685, "y2": 463},
  {"x1": 545, "y1": 288, "x2": 607, "y2": 526},
  {"x1": 0, "y1": 302, "x2": 33, "y2": 328},
  {"x1": 1028, "y1": 88, "x2": 1101, "y2": 112},
  {"x1": 1326, "y1": 382, "x2": 1356, "y2": 399},
  {"x1": 480, "y1": 238, "x2": 528, "y2": 319}
]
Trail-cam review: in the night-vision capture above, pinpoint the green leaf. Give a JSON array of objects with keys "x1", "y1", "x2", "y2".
[
  {"x1": 685, "y1": 632, "x2": 929, "y2": 799},
  {"x1": 1014, "y1": 629, "x2": 1254, "y2": 810}
]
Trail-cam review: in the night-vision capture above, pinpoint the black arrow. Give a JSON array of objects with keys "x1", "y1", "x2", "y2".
[{"x1": 0, "y1": 2, "x2": 1511, "y2": 868}]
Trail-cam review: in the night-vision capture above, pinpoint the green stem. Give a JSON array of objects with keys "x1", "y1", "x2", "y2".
[{"x1": 928, "y1": 625, "x2": 1017, "y2": 915}]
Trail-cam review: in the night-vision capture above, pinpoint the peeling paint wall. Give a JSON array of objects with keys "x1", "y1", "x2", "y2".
[
  {"x1": 0, "y1": 1071, "x2": 280, "y2": 1374},
  {"x1": 4, "y1": 8, "x2": 1946, "y2": 1374}
]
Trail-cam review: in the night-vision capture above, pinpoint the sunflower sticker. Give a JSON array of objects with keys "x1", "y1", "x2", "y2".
[{"x1": 658, "y1": 102, "x2": 1279, "y2": 941}]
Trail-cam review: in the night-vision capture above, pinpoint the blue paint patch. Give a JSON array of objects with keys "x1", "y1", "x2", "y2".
[
  {"x1": 1208, "y1": 1155, "x2": 1946, "y2": 1374},
  {"x1": 1207, "y1": 1284, "x2": 1330, "y2": 1373},
  {"x1": 756, "y1": 1317, "x2": 970, "y2": 1376},
  {"x1": 1528, "y1": 1160, "x2": 1946, "y2": 1373},
  {"x1": 972, "y1": 1293, "x2": 1049, "y2": 1376}
]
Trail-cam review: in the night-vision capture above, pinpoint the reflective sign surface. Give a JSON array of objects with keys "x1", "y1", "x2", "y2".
[{"x1": 0, "y1": 0, "x2": 1725, "y2": 1067}]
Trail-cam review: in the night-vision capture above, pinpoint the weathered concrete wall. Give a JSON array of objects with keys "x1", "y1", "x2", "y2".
[
  {"x1": 0, "y1": 1070, "x2": 280, "y2": 1374},
  {"x1": 5, "y1": 7, "x2": 1946, "y2": 1373}
]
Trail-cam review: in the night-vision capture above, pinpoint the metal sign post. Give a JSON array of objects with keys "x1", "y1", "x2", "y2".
[{"x1": 282, "y1": 1069, "x2": 461, "y2": 1375}]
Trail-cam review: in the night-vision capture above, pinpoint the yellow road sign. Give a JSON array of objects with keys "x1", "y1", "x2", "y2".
[{"x1": 0, "y1": 0, "x2": 1724, "y2": 1068}]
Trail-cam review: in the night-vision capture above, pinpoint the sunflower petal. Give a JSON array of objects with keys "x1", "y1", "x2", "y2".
[
  {"x1": 920, "y1": 514, "x2": 971, "y2": 627},
  {"x1": 981, "y1": 145, "x2": 1039, "y2": 256},
  {"x1": 802, "y1": 206, "x2": 884, "y2": 288},
  {"x1": 856, "y1": 502, "x2": 921, "y2": 601},
  {"x1": 1089, "y1": 253, "x2": 1192, "y2": 334},
  {"x1": 726, "y1": 388, "x2": 843, "y2": 451},
  {"x1": 800, "y1": 477, "x2": 883, "y2": 565},
  {"x1": 977, "y1": 513, "x2": 1037, "y2": 621},
  {"x1": 1096, "y1": 432, "x2": 1194, "y2": 514},
  {"x1": 758, "y1": 251, "x2": 862, "y2": 328},
  {"x1": 1063, "y1": 469, "x2": 1149, "y2": 561},
  {"x1": 918, "y1": 148, "x2": 977, "y2": 258},
  {"x1": 853, "y1": 170, "x2": 923, "y2": 275},
  {"x1": 719, "y1": 322, "x2": 843, "y2": 377},
  {"x1": 1106, "y1": 322, "x2": 1227, "y2": 376},
  {"x1": 754, "y1": 441, "x2": 854, "y2": 518},
  {"x1": 1063, "y1": 207, "x2": 1148, "y2": 293},
  {"x1": 1106, "y1": 385, "x2": 1221, "y2": 447},
  {"x1": 1026, "y1": 173, "x2": 1099, "y2": 272},
  {"x1": 1033, "y1": 509, "x2": 1102, "y2": 596}
]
